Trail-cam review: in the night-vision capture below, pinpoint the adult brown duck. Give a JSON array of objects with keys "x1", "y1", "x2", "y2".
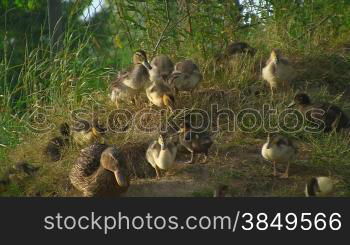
[{"x1": 69, "y1": 144, "x2": 129, "y2": 197}]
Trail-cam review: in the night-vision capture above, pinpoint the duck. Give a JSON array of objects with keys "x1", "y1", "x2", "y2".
[
  {"x1": 44, "y1": 122, "x2": 70, "y2": 161},
  {"x1": 146, "y1": 134, "x2": 178, "y2": 179},
  {"x1": 178, "y1": 122, "x2": 213, "y2": 164},
  {"x1": 305, "y1": 177, "x2": 334, "y2": 197},
  {"x1": 167, "y1": 60, "x2": 203, "y2": 94},
  {"x1": 261, "y1": 133, "x2": 297, "y2": 178},
  {"x1": 145, "y1": 80, "x2": 175, "y2": 111},
  {"x1": 262, "y1": 49, "x2": 296, "y2": 95},
  {"x1": 110, "y1": 73, "x2": 138, "y2": 108},
  {"x1": 215, "y1": 41, "x2": 256, "y2": 63},
  {"x1": 288, "y1": 93, "x2": 350, "y2": 132},
  {"x1": 69, "y1": 144, "x2": 129, "y2": 197},
  {"x1": 110, "y1": 50, "x2": 152, "y2": 107},
  {"x1": 149, "y1": 55, "x2": 174, "y2": 83},
  {"x1": 70, "y1": 113, "x2": 107, "y2": 146},
  {"x1": 12, "y1": 161, "x2": 40, "y2": 176}
]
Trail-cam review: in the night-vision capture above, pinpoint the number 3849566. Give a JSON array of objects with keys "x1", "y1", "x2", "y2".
[{"x1": 240, "y1": 213, "x2": 341, "y2": 231}]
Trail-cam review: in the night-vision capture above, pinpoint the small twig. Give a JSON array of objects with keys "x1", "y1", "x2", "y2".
[
  {"x1": 153, "y1": 0, "x2": 171, "y2": 52},
  {"x1": 0, "y1": 144, "x2": 8, "y2": 148}
]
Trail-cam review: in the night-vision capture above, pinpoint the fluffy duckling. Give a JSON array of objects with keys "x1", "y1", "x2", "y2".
[
  {"x1": 149, "y1": 55, "x2": 174, "y2": 83},
  {"x1": 168, "y1": 60, "x2": 203, "y2": 93},
  {"x1": 110, "y1": 73, "x2": 138, "y2": 108},
  {"x1": 262, "y1": 49, "x2": 296, "y2": 95},
  {"x1": 146, "y1": 134, "x2": 178, "y2": 179},
  {"x1": 261, "y1": 134, "x2": 297, "y2": 178},
  {"x1": 12, "y1": 161, "x2": 40, "y2": 176},
  {"x1": 110, "y1": 50, "x2": 152, "y2": 107},
  {"x1": 69, "y1": 144, "x2": 129, "y2": 197},
  {"x1": 71, "y1": 113, "x2": 107, "y2": 146},
  {"x1": 215, "y1": 41, "x2": 256, "y2": 63},
  {"x1": 288, "y1": 93, "x2": 350, "y2": 132},
  {"x1": 145, "y1": 81, "x2": 175, "y2": 111},
  {"x1": 44, "y1": 122, "x2": 70, "y2": 161},
  {"x1": 120, "y1": 50, "x2": 152, "y2": 90},
  {"x1": 305, "y1": 177, "x2": 334, "y2": 197},
  {"x1": 178, "y1": 122, "x2": 213, "y2": 164}
]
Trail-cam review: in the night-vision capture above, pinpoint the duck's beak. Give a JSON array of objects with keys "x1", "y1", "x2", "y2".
[
  {"x1": 114, "y1": 169, "x2": 128, "y2": 187},
  {"x1": 142, "y1": 60, "x2": 152, "y2": 70},
  {"x1": 287, "y1": 101, "x2": 296, "y2": 108}
]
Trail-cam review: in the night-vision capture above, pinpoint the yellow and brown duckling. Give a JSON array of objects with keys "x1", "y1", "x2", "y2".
[
  {"x1": 178, "y1": 122, "x2": 213, "y2": 164},
  {"x1": 261, "y1": 133, "x2": 297, "y2": 179},
  {"x1": 288, "y1": 93, "x2": 350, "y2": 132},
  {"x1": 149, "y1": 55, "x2": 174, "y2": 83},
  {"x1": 305, "y1": 177, "x2": 334, "y2": 197},
  {"x1": 145, "y1": 80, "x2": 175, "y2": 111},
  {"x1": 168, "y1": 60, "x2": 203, "y2": 94},
  {"x1": 70, "y1": 113, "x2": 107, "y2": 146},
  {"x1": 146, "y1": 133, "x2": 178, "y2": 179},
  {"x1": 69, "y1": 144, "x2": 129, "y2": 197},
  {"x1": 110, "y1": 50, "x2": 152, "y2": 107},
  {"x1": 44, "y1": 122, "x2": 70, "y2": 162},
  {"x1": 262, "y1": 49, "x2": 296, "y2": 95}
]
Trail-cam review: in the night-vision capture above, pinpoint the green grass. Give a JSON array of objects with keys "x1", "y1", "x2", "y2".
[{"x1": 1, "y1": 3, "x2": 350, "y2": 197}]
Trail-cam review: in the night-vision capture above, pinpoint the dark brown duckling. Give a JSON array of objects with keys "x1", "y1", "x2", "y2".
[
  {"x1": 215, "y1": 41, "x2": 256, "y2": 63},
  {"x1": 44, "y1": 123, "x2": 70, "y2": 162},
  {"x1": 12, "y1": 161, "x2": 40, "y2": 176},
  {"x1": 178, "y1": 122, "x2": 213, "y2": 164},
  {"x1": 69, "y1": 144, "x2": 130, "y2": 197},
  {"x1": 288, "y1": 93, "x2": 350, "y2": 132}
]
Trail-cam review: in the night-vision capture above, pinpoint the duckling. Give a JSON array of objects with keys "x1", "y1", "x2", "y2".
[
  {"x1": 149, "y1": 55, "x2": 174, "y2": 83},
  {"x1": 109, "y1": 72, "x2": 138, "y2": 108},
  {"x1": 71, "y1": 113, "x2": 107, "y2": 146},
  {"x1": 44, "y1": 122, "x2": 70, "y2": 161},
  {"x1": 261, "y1": 134, "x2": 297, "y2": 178},
  {"x1": 305, "y1": 177, "x2": 334, "y2": 197},
  {"x1": 145, "y1": 81, "x2": 175, "y2": 111},
  {"x1": 110, "y1": 50, "x2": 152, "y2": 107},
  {"x1": 215, "y1": 41, "x2": 256, "y2": 63},
  {"x1": 12, "y1": 161, "x2": 40, "y2": 176},
  {"x1": 146, "y1": 134, "x2": 178, "y2": 179},
  {"x1": 262, "y1": 49, "x2": 296, "y2": 95},
  {"x1": 178, "y1": 122, "x2": 213, "y2": 164},
  {"x1": 69, "y1": 144, "x2": 129, "y2": 197},
  {"x1": 168, "y1": 60, "x2": 203, "y2": 93},
  {"x1": 288, "y1": 93, "x2": 350, "y2": 132}
]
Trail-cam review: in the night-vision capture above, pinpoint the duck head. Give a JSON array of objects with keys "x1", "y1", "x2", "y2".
[
  {"x1": 288, "y1": 93, "x2": 311, "y2": 108},
  {"x1": 270, "y1": 49, "x2": 280, "y2": 64},
  {"x1": 157, "y1": 134, "x2": 168, "y2": 150},
  {"x1": 101, "y1": 147, "x2": 129, "y2": 188},
  {"x1": 133, "y1": 50, "x2": 152, "y2": 70}
]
